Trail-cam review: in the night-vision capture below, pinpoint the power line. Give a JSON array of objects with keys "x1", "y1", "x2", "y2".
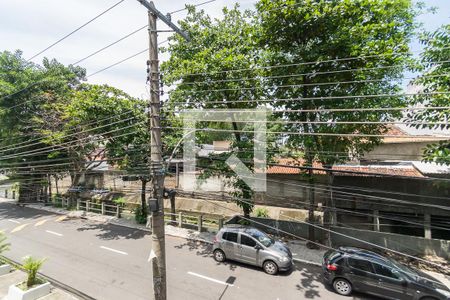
[
  {"x1": 28, "y1": 0, "x2": 126, "y2": 61},
  {"x1": 162, "y1": 126, "x2": 450, "y2": 139},
  {"x1": 168, "y1": 91, "x2": 450, "y2": 105},
  {"x1": 85, "y1": 40, "x2": 168, "y2": 78},
  {"x1": 72, "y1": 25, "x2": 148, "y2": 66},
  {"x1": 176, "y1": 61, "x2": 450, "y2": 86},
  {"x1": 164, "y1": 46, "x2": 450, "y2": 79},
  {"x1": 166, "y1": 74, "x2": 449, "y2": 95},
  {"x1": 176, "y1": 117, "x2": 448, "y2": 127}
]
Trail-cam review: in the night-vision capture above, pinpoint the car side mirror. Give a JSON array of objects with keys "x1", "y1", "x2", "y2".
[{"x1": 254, "y1": 244, "x2": 263, "y2": 250}]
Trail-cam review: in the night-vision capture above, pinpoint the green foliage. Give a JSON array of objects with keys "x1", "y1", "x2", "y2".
[
  {"x1": 22, "y1": 256, "x2": 46, "y2": 288},
  {"x1": 0, "y1": 231, "x2": 10, "y2": 256},
  {"x1": 423, "y1": 141, "x2": 450, "y2": 165},
  {"x1": 254, "y1": 207, "x2": 269, "y2": 218},
  {"x1": 256, "y1": 0, "x2": 418, "y2": 167},
  {"x1": 134, "y1": 205, "x2": 148, "y2": 224},
  {"x1": 113, "y1": 197, "x2": 127, "y2": 207},
  {"x1": 408, "y1": 24, "x2": 450, "y2": 165},
  {"x1": 161, "y1": 5, "x2": 277, "y2": 217},
  {"x1": 0, "y1": 50, "x2": 86, "y2": 201}
]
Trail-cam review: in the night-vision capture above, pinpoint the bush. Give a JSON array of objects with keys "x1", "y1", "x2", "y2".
[
  {"x1": 0, "y1": 232, "x2": 10, "y2": 264},
  {"x1": 22, "y1": 256, "x2": 46, "y2": 288},
  {"x1": 134, "y1": 205, "x2": 148, "y2": 224},
  {"x1": 113, "y1": 197, "x2": 127, "y2": 207},
  {"x1": 254, "y1": 207, "x2": 269, "y2": 218}
]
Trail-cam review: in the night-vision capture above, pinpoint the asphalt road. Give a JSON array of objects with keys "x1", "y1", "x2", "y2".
[{"x1": 0, "y1": 201, "x2": 381, "y2": 300}]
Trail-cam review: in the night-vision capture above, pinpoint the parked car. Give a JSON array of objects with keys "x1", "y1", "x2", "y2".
[
  {"x1": 212, "y1": 225, "x2": 293, "y2": 275},
  {"x1": 322, "y1": 247, "x2": 450, "y2": 300}
]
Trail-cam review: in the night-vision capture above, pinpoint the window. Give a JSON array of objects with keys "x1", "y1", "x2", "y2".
[
  {"x1": 240, "y1": 234, "x2": 257, "y2": 247},
  {"x1": 373, "y1": 263, "x2": 401, "y2": 279},
  {"x1": 348, "y1": 258, "x2": 374, "y2": 273},
  {"x1": 222, "y1": 232, "x2": 238, "y2": 243},
  {"x1": 247, "y1": 229, "x2": 274, "y2": 247}
]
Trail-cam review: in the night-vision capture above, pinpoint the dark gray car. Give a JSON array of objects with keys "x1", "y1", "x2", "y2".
[
  {"x1": 323, "y1": 247, "x2": 450, "y2": 300},
  {"x1": 212, "y1": 225, "x2": 293, "y2": 275}
]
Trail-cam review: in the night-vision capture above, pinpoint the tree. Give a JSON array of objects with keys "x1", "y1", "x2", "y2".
[
  {"x1": 408, "y1": 24, "x2": 450, "y2": 165},
  {"x1": 256, "y1": 0, "x2": 418, "y2": 244},
  {"x1": 161, "y1": 5, "x2": 266, "y2": 217},
  {"x1": 0, "y1": 50, "x2": 85, "y2": 202}
]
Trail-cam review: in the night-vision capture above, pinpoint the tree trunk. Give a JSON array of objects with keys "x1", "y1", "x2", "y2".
[
  {"x1": 55, "y1": 177, "x2": 59, "y2": 195},
  {"x1": 243, "y1": 205, "x2": 251, "y2": 219},
  {"x1": 47, "y1": 174, "x2": 52, "y2": 201},
  {"x1": 141, "y1": 179, "x2": 147, "y2": 215},
  {"x1": 170, "y1": 193, "x2": 176, "y2": 225},
  {"x1": 323, "y1": 167, "x2": 335, "y2": 247}
]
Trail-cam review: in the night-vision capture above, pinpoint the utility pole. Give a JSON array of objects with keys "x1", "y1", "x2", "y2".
[{"x1": 136, "y1": 1, "x2": 189, "y2": 300}]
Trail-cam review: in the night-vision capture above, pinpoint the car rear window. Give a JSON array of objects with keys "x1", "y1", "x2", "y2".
[
  {"x1": 222, "y1": 231, "x2": 238, "y2": 243},
  {"x1": 348, "y1": 258, "x2": 374, "y2": 273},
  {"x1": 325, "y1": 251, "x2": 342, "y2": 263}
]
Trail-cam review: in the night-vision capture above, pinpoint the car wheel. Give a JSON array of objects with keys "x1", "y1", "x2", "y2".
[
  {"x1": 263, "y1": 260, "x2": 278, "y2": 275},
  {"x1": 333, "y1": 278, "x2": 352, "y2": 296},
  {"x1": 213, "y1": 249, "x2": 226, "y2": 262}
]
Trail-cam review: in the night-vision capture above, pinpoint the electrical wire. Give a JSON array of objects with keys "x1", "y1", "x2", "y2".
[{"x1": 28, "y1": 0, "x2": 126, "y2": 61}]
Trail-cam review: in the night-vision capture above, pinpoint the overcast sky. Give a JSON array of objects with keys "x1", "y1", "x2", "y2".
[{"x1": 0, "y1": 0, "x2": 449, "y2": 101}]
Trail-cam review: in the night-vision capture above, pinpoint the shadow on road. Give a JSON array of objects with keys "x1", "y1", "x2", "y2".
[
  {"x1": 76, "y1": 222, "x2": 148, "y2": 240},
  {"x1": 0, "y1": 202, "x2": 53, "y2": 220}
]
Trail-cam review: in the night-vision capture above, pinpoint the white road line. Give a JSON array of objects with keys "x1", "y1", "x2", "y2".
[
  {"x1": 8, "y1": 219, "x2": 20, "y2": 224},
  {"x1": 100, "y1": 246, "x2": 128, "y2": 256},
  {"x1": 187, "y1": 271, "x2": 234, "y2": 286},
  {"x1": 45, "y1": 230, "x2": 63, "y2": 237}
]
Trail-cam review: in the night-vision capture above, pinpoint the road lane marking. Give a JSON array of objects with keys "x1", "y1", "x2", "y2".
[
  {"x1": 8, "y1": 219, "x2": 20, "y2": 224},
  {"x1": 100, "y1": 246, "x2": 128, "y2": 255},
  {"x1": 55, "y1": 216, "x2": 67, "y2": 222},
  {"x1": 45, "y1": 230, "x2": 63, "y2": 237},
  {"x1": 11, "y1": 223, "x2": 29, "y2": 233},
  {"x1": 35, "y1": 219, "x2": 48, "y2": 227},
  {"x1": 187, "y1": 272, "x2": 235, "y2": 287}
]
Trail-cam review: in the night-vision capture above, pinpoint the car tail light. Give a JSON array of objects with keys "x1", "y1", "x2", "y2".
[{"x1": 326, "y1": 264, "x2": 338, "y2": 271}]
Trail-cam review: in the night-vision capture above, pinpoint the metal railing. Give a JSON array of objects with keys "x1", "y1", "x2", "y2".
[
  {"x1": 76, "y1": 199, "x2": 121, "y2": 217},
  {"x1": 161, "y1": 212, "x2": 224, "y2": 233}
]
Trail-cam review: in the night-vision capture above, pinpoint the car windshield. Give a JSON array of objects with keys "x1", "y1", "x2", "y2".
[{"x1": 247, "y1": 229, "x2": 274, "y2": 247}]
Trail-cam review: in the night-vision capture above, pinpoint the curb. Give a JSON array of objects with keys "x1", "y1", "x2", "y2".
[{"x1": 108, "y1": 220, "x2": 152, "y2": 233}]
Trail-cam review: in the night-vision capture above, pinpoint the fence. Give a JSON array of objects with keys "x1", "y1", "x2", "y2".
[
  {"x1": 148, "y1": 212, "x2": 224, "y2": 233},
  {"x1": 2, "y1": 189, "x2": 17, "y2": 200},
  {"x1": 48, "y1": 196, "x2": 122, "y2": 218}
]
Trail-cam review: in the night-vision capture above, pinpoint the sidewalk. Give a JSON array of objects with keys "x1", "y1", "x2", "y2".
[{"x1": 0, "y1": 270, "x2": 78, "y2": 300}]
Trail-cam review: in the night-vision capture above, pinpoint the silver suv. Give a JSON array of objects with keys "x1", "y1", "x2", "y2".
[{"x1": 212, "y1": 225, "x2": 293, "y2": 275}]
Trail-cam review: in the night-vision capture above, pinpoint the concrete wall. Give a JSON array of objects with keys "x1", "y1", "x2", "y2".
[
  {"x1": 363, "y1": 141, "x2": 428, "y2": 161},
  {"x1": 227, "y1": 215, "x2": 327, "y2": 242},
  {"x1": 331, "y1": 227, "x2": 450, "y2": 260},
  {"x1": 227, "y1": 216, "x2": 450, "y2": 260}
]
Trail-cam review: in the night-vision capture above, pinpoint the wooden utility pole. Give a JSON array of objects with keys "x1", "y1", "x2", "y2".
[
  {"x1": 148, "y1": 8, "x2": 166, "y2": 300},
  {"x1": 136, "y1": 1, "x2": 189, "y2": 299}
]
